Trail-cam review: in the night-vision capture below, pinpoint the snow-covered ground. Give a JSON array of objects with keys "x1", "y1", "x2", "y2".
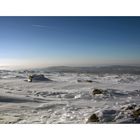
[{"x1": 0, "y1": 70, "x2": 140, "y2": 123}]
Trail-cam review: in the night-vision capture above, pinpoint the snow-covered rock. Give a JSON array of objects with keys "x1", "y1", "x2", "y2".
[{"x1": 27, "y1": 74, "x2": 51, "y2": 82}]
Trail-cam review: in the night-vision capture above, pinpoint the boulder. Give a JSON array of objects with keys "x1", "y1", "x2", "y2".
[
  {"x1": 27, "y1": 74, "x2": 51, "y2": 82},
  {"x1": 93, "y1": 88, "x2": 103, "y2": 95},
  {"x1": 87, "y1": 113, "x2": 100, "y2": 123},
  {"x1": 132, "y1": 108, "x2": 140, "y2": 119}
]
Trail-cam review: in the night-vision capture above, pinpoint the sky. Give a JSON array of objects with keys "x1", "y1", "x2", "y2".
[{"x1": 0, "y1": 16, "x2": 140, "y2": 69}]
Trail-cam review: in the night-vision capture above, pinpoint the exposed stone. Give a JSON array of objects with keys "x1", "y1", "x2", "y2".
[
  {"x1": 77, "y1": 79, "x2": 82, "y2": 82},
  {"x1": 132, "y1": 108, "x2": 140, "y2": 119},
  {"x1": 125, "y1": 104, "x2": 136, "y2": 110},
  {"x1": 86, "y1": 80, "x2": 93, "y2": 83},
  {"x1": 93, "y1": 88, "x2": 103, "y2": 95},
  {"x1": 87, "y1": 113, "x2": 100, "y2": 123},
  {"x1": 27, "y1": 74, "x2": 51, "y2": 82},
  {"x1": 77, "y1": 79, "x2": 93, "y2": 83}
]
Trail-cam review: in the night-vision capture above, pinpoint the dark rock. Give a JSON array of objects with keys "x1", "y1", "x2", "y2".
[
  {"x1": 27, "y1": 74, "x2": 51, "y2": 82},
  {"x1": 86, "y1": 80, "x2": 93, "y2": 83},
  {"x1": 132, "y1": 108, "x2": 140, "y2": 119},
  {"x1": 93, "y1": 88, "x2": 103, "y2": 95},
  {"x1": 87, "y1": 113, "x2": 100, "y2": 123},
  {"x1": 125, "y1": 104, "x2": 136, "y2": 110},
  {"x1": 77, "y1": 79, "x2": 93, "y2": 83},
  {"x1": 77, "y1": 79, "x2": 82, "y2": 82}
]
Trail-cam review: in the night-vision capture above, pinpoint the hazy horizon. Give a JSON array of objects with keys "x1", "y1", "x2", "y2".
[
  {"x1": 1, "y1": 64, "x2": 140, "y2": 71},
  {"x1": 0, "y1": 17, "x2": 140, "y2": 69}
]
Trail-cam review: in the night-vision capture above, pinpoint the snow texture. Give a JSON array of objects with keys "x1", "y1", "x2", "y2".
[{"x1": 0, "y1": 70, "x2": 140, "y2": 123}]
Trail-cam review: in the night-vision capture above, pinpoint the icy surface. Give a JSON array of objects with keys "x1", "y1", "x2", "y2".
[{"x1": 0, "y1": 71, "x2": 140, "y2": 123}]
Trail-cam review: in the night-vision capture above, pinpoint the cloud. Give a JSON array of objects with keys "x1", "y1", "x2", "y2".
[
  {"x1": 32, "y1": 24, "x2": 60, "y2": 32},
  {"x1": 32, "y1": 24, "x2": 49, "y2": 28}
]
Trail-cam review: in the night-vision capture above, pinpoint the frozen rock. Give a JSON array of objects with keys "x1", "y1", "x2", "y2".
[
  {"x1": 86, "y1": 80, "x2": 93, "y2": 83},
  {"x1": 87, "y1": 113, "x2": 100, "y2": 123},
  {"x1": 27, "y1": 74, "x2": 51, "y2": 82},
  {"x1": 92, "y1": 88, "x2": 104, "y2": 95},
  {"x1": 132, "y1": 108, "x2": 140, "y2": 119},
  {"x1": 77, "y1": 79, "x2": 93, "y2": 83},
  {"x1": 125, "y1": 104, "x2": 136, "y2": 110}
]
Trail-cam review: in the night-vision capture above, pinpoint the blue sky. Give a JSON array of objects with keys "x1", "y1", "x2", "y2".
[{"x1": 0, "y1": 17, "x2": 140, "y2": 68}]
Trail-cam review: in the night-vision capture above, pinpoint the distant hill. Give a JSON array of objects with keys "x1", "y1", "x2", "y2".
[
  {"x1": 1, "y1": 65, "x2": 140, "y2": 74},
  {"x1": 38, "y1": 65, "x2": 140, "y2": 74}
]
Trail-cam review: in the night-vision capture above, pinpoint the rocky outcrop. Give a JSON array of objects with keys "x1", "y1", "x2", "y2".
[{"x1": 27, "y1": 74, "x2": 51, "y2": 82}]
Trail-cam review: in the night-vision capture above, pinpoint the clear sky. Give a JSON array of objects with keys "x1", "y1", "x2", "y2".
[{"x1": 0, "y1": 16, "x2": 140, "y2": 69}]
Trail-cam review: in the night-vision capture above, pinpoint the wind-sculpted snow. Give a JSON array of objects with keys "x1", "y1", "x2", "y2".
[{"x1": 0, "y1": 71, "x2": 140, "y2": 123}]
